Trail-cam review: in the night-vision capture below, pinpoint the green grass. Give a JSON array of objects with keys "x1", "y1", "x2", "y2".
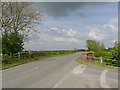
[
  {"x1": 75, "y1": 58, "x2": 120, "y2": 70},
  {"x1": 0, "y1": 64, "x2": 1, "y2": 68},
  {"x1": 46, "y1": 51, "x2": 78, "y2": 57},
  {"x1": 2, "y1": 56, "x2": 48, "y2": 69},
  {"x1": 2, "y1": 51, "x2": 79, "y2": 69},
  {"x1": 32, "y1": 50, "x2": 79, "y2": 56}
]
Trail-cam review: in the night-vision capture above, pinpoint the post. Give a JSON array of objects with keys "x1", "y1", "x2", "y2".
[
  {"x1": 18, "y1": 52, "x2": 20, "y2": 59},
  {"x1": 29, "y1": 51, "x2": 32, "y2": 58},
  {"x1": 100, "y1": 57, "x2": 103, "y2": 64},
  {"x1": 10, "y1": 53, "x2": 12, "y2": 57},
  {"x1": 0, "y1": 53, "x2": 2, "y2": 57}
]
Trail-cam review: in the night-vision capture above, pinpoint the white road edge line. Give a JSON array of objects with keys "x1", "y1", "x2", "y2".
[{"x1": 100, "y1": 68, "x2": 110, "y2": 88}]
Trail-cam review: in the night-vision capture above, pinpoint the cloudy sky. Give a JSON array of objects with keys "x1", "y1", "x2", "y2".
[{"x1": 24, "y1": 2, "x2": 118, "y2": 51}]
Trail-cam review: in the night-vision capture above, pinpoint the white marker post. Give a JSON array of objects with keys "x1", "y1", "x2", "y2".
[{"x1": 101, "y1": 57, "x2": 103, "y2": 64}]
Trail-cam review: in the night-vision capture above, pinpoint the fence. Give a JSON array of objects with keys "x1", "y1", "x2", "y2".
[
  {"x1": 1, "y1": 51, "x2": 45, "y2": 58},
  {"x1": 80, "y1": 55, "x2": 120, "y2": 67},
  {"x1": 1, "y1": 51, "x2": 46, "y2": 64}
]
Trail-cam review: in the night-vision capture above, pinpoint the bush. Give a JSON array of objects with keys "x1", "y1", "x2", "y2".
[
  {"x1": 2, "y1": 33, "x2": 25, "y2": 54},
  {"x1": 2, "y1": 54, "x2": 13, "y2": 64},
  {"x1": 94, "y1": 51, "x2": 107, "y2": 57}
]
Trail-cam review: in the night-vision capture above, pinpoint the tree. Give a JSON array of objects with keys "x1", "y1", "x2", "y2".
[
  {"x1": 86, "y1": 40, "x2": 106, "y2": 57},
  {"x1": 1, "y1": 2, "x2": 43, "y2": 54},
  {"x1": 100, "y1": 43, "x2": 105, "y2": 51},
  {"x1": 1, "y1": 2, "x2": 43, "y2": 36},
  {"x1": 2, "y1": 33, "x2": 24, "y2": 54},
  {"x1": 86, "y1": 40, "x2": 105, "y2": 52},
  {"x1": 86, "y1": 40, "x2": 100, "y2": 51},
  {"x1": 103, "y1": 41, "x2": 119, "y2": 66},
  {"x1": 109, "y1": 41, "x2": 119, "y2": 60}
]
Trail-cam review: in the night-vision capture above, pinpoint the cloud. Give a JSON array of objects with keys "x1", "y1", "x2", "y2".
[
  {"x1": 109, "y1": 18, "x2": 118, "y2": 29},
  {"x1": 53, "y1": 37, "x2": 65, "y2": 42},
  {"x1": 34, "y1": 2, "x2": 110, "y2": 18},
  {"x1": 78, "y1": 13, "x2": 86, "y2": 18},
  {"x1": 53, "y1": 37, "x2": 79, "y2": 43},
  {"x1": 66, "y1": 29, "x2": 77, "y2": 37},
  {"x1": 50, "y1": 27, "x2": 58, "y2": 31},
  {"x1": 68, "y1": 37, "x2": 79, "y2": 43},
  {"x1": 87, "y1": 24, "x2": 117, "y2": 41},
  {"x1": 88, "y1": 24, "x2": 117, "y2": 40},
  {"x1": 24, "y1": 27, "x2": 89, "y2": 50},
  {"x1": 24, "y1": 17, "x2": 118, "y2": 50},
  {"x1": 104, "y1": 24, "x2": 118, "y2": 32},
  {"x1": 88, "y1": 29, "x2": 104, "y2": 41},
  {"x1": 87, "y1": 20, "x2": 118, "y2": 47}
]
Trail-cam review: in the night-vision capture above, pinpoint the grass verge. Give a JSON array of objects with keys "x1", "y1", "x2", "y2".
[
  {"x1": 75, "y1": 58, "x2": 120, "y2": 71},
  {"x1": 2, "y1": 56, "x2": 49, "y2": 70},
  {"x1": 2, "y1": 52, "x2": 78, "y2": 70}
]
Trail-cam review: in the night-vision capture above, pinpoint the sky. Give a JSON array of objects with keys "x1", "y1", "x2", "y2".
[{"x1": 24, "y1": 2, "x2": 118, "y2": 51}]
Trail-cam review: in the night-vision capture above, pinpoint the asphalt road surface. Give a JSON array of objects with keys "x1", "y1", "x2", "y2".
[{"x1": 2, "y1": 52, "x2": 118, "y2": 88}]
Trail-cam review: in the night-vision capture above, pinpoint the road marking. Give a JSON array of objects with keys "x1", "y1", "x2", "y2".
[
  {"x1": 72, "y1": 64, "x2": 86, "y2": 74},
  {"x1": 100, "y1": 68, "x2": 110, "y2": 88}
]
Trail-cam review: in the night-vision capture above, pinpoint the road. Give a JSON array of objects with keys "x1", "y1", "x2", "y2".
[{"x1": 2, "y1": 52, "x2": 118, "y2": 88}]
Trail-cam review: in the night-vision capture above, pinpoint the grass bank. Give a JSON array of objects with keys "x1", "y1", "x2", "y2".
[
  {"x1": 75, "y1": 58, "x2": 120, "y2": 70},
  {"x1": 2, "y1": 56, "x2": 48, "y2": 70},
  {"x1": 2, "y1": 50, "x2": 79, "y2": 69}
]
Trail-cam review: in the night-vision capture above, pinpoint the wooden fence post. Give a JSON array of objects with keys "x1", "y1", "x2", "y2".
[
  {"x1": 10, "y1": 53, "x2": 12, "y2": 57},
  {"x1": 18, "y1": 52, "x2": 20, "y2": 59},
  {"x1": 29, "y1": 51, "x2": 32, "y2": 58},
  {"x1": 0, "y1": 53, "x2": 2, "y2": 57},
  {"x1": 0, "y1": 53, "x2": 2, "y2": 60},
  {"x1": 100, "y1": 57, "x2": 103, "y2": 64}
]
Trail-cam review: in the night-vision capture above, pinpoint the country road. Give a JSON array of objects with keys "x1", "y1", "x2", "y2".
[{"x1": 2, "y1": 52, "x2": 118, "y2": 88}]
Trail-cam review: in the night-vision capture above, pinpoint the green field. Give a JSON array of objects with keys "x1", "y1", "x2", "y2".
[{"x1": 32, "y1": 50, "x2": 79, "y2": 56}]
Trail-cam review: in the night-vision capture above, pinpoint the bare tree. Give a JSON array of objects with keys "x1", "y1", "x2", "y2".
[{"x1": 1, "y1": 2, "x2": 43, "y2": 36}]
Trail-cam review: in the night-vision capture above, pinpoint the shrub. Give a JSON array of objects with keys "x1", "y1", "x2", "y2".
[
  {"x1": 2, "y1": 54, "x2": 13, "y2": 64},
  {"x1": 2, "y1": 33, "x2": 25, "y2": 54},
  {"x1": 94, "y1": 51, "x2": 107, "y2": 57}
]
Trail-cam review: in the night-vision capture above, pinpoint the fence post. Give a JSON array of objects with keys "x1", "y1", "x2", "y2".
[
  {"x1": 10, "y1": 53, "x2": 12, "y2": 57},
  {"x1": 29, "y1": 51, "x2": 32, "y2": 58},
  {"x1": 100, "y1": 57, "x2": 103, "y2": 64},
  {"x1": 18, "y1": 52, "x2": 20, "y2": 59},
  {"x1": 0, "y1": 53, "x2": 2, "y2": 59},
  {"x1": 0, "y1": 53, "x2": 2, "y2": 57}
]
